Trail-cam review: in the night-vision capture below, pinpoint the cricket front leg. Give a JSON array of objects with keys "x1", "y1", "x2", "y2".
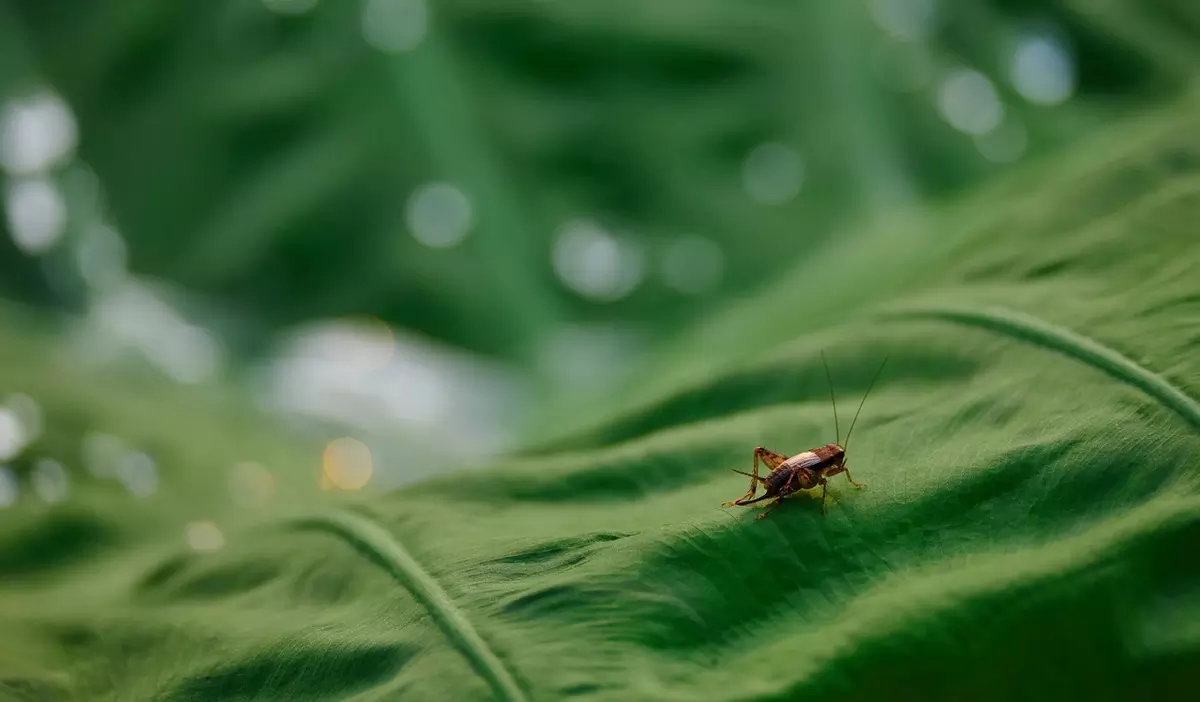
[
  {"x1": 826, "y1": 462, "x2": 867, "y2": 489},
  {"x1": 841, "y1": 463, "x2": 867, "y2": 489}
]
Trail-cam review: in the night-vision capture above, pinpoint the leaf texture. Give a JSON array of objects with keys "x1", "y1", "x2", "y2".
[{"x1": 3, "y1": 91, "x2": 1200, "y2": 702}]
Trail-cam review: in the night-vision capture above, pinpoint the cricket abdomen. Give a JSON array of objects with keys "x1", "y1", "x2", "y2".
[
  {"x1": 766, "y1": 466, "x2": 819, "y2": 495},
  {"x1": 764, "y1": 467, "x2": 795, "y2": 494}
]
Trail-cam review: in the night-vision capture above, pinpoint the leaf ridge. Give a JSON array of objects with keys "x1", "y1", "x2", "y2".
[
  {"x1": 879, "y1": 304, "x2": 1200, "y2": 432},
  {"x1": 285, "y1": 511, "x2": 528, "y2": 702}
]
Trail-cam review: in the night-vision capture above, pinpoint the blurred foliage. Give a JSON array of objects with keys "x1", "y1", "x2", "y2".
[{"x1": 3, "y1": 0, "x2": 1199, "y2": 370}]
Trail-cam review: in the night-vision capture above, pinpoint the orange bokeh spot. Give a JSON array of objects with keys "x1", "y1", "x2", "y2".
[{"x1": 322, "y1": 437, "x2": 373, "y2": 490}]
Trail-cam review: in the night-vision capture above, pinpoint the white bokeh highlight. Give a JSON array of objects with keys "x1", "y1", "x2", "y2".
[
  {"x1": 742, "y1": 142, "x2": 805, "y2": 205},
  {"x1": 267, "y1": 320, "x2": 449, "y2": 429},
  {"x1": 117, "y1": 451, "x2": 159, "y2": 498},
  {"x1": 0, "y1": 90, "x2": 78, "y2": 176},
  {"x1": 551, "y1": 219, "x2": 645, "y2": 302},
  {"x1": 85, "y1": 281, "x2": 223, "y2": 384},
  {"x1": 0, "y1": 409, "x2": 25, "y2": 461},
  {"x1": 362, "y1": 0, "x2": 428, "y2": 53},
  {"x1": 406, "y1": 182, "x2": 473, "y2": 248},
  {"x1": 3, "y1": 394, "x2": 41, "y2": 447},
  {"x1": 262, "y1": 318, "x2": 523, "y2": 457},
  {"x1": 1011, "y1": 32, "x2": 1076, "y2": 106},
  {"x1": 5, "y1": 177, "x2": 67, "y2": 255},
  {"x1": 937, "y1": 68, "x2": 1004, "y2": 136}
]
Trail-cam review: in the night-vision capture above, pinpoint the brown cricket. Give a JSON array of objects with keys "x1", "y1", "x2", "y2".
[{"x1": 722, "y1": 353, "x2": 887, "y2": 519}]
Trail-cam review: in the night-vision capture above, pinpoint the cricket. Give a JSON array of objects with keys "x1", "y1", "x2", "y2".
[{"x1": 721, "y1": 353, "x2": 888, "y2": 519}]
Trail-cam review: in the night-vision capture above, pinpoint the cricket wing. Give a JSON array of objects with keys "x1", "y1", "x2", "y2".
[{"x1": 782, "y1": 451, "x2": 823, "y2": 470}]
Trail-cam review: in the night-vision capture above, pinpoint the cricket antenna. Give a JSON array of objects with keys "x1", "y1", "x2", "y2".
[
  {"x1": 843, "y1": 357, "x2": 889, "y2": 453},
  {"x1": 820, "y1": 351, "x2": 840, "y2": 445}
]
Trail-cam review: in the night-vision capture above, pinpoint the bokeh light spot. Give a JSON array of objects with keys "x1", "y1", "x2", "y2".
[
  {"x1": 31, "y1": 459, "x2": 69, "y2": 503},
  {"x1": 3, "y1": 394, "x2": 41, "y2": 447},
  {"x1": 5, "y1": 177, "x2": 67, "y2": 255},
  {"x1": 937, "y1": 68, "x2": 1003, "y2": 136},
  {"x1": 362, "y1": 0, "x2": 428, "y2": 53},
  {"x1": 0, "y1": 409, "x2": 26, "y2": 461},
  {"x1": 742, "y1": 142, "x2": 805, "y2": 206},
  {"x1": 89, "y1": 282, "x2": 224, "y2": 385},
  {"x1": 185, "y1": 521, "x2": 225, "y2": 552},
  {"x1": 552, "y1": 219, "x2": 645, "y2": 302},
  {"x1": 0, "y1": 467, "x2": 16, "y2": 508},
  {"x1": 118, "y1": 451, "x2": 159, "y2": 498},
  {"x1": 662, "y1": 236, "x2": 724, "y2": 296},
  {"x1": 262, "y1": 319, "x2": 506, "y2": 447},
  {"x1": 406, "y1": 182, "x2": 473, "y2": 248},
  {"x1": 0, "y1": 90, "x2": 77, "y2": 176},
  {"x1": 1010, "y1": 32, "x2": 1075, "y2": 106},
  {"x1": 292, "y1": 316, "x2": 396, "y2": 372},
  {"x1": 322, "y1": 437, "x2": 373, "y2": 490}
]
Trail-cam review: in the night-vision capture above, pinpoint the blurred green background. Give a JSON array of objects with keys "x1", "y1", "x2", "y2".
[{"x1": 1, "y1": 0, "x2": 1197, "y2": 486}]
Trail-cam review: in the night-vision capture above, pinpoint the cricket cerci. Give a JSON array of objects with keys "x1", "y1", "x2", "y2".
[{"x1": 722, "y1": 354, "x2": 888, "y2": 519}]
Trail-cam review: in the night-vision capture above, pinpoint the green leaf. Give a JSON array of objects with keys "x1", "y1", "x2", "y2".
[{"x1": 4, "y1": 85, "x2": 1200, "y2": 700}]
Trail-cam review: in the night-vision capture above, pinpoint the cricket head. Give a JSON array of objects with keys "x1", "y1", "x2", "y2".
[{"x1": 818, "y1": 443, "x2": 846, "y2": 466}]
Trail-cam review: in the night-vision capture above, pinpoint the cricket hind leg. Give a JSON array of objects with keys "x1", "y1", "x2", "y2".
[
  {"x1": 756, "y1": 472, "x2": 801, "y2": 520},
  {"x1": 721, "y1": 446, "x2": 787, "y2": 507},
  {"x1": 721, "y1": 477, "x2": 765, "y2": 507}
]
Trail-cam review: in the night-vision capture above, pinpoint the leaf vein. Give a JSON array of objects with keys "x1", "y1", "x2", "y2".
[
  {"x1": 880, "y1": 304, "x2": 1200, "y2": 432},
  {"x1": 286, "y1": 511, "x2": 528, "y2": 702}
]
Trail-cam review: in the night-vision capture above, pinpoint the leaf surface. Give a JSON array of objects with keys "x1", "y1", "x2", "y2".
[{"x1": 3, "y1": 92, "x2": 1200, "y2": 702}]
